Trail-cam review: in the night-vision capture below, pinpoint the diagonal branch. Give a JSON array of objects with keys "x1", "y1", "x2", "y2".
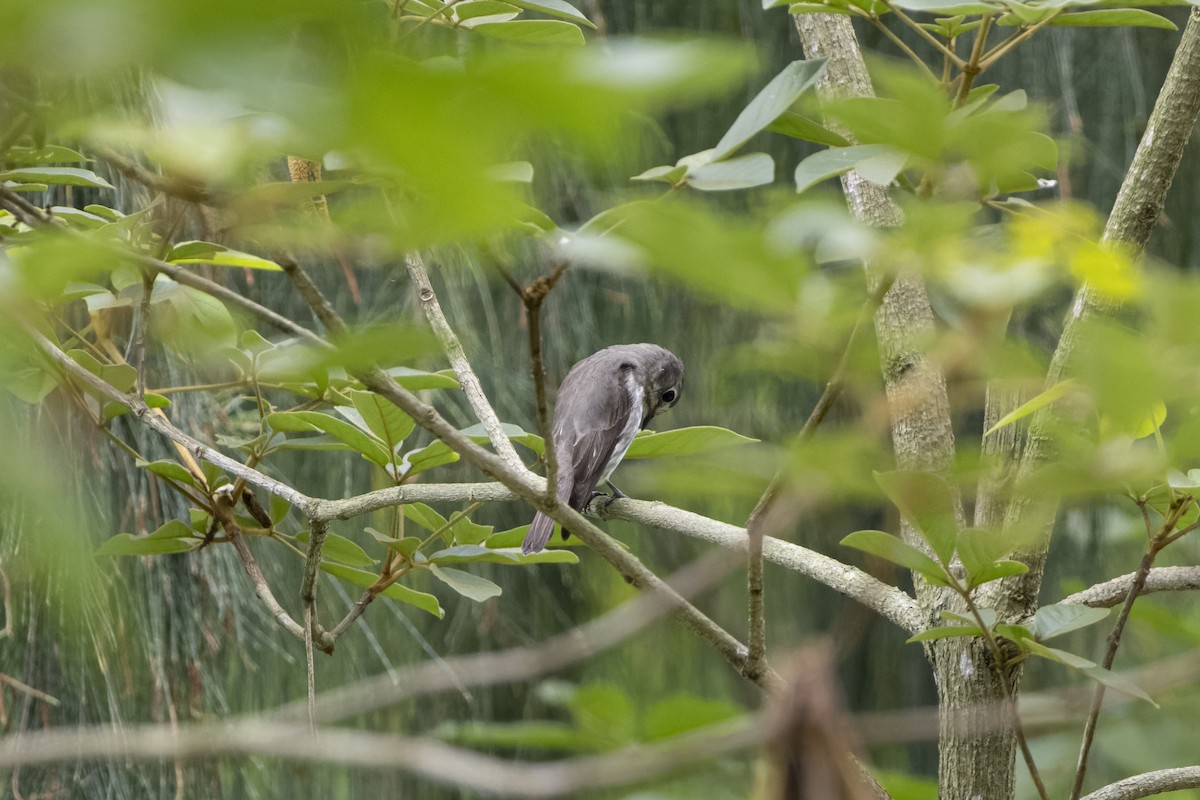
[
  {"x1": 992, "y1": 5, "x2": 1200, "y2": 621},
  {"x1": 1079, "y1": 768, "x2": 1200, "y2": 800},
  {"x1": 405, "y1": 253, "x2": 527, "y2": 475},
  {"x1": 1060, "y1": 566, "x2": 1200, "y2": 609}
]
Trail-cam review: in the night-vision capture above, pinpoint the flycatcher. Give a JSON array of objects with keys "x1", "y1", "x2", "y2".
[{"x1": 522, "y1": 343, "x2": 684, "y2": 555}]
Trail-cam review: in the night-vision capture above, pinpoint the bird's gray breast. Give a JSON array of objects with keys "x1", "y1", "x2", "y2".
[{"x1": 598, "y1": 371, "x2": 642, "y2": 484}]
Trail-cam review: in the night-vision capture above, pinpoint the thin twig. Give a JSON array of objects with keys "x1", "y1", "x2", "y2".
[
  {"x1": 1069, "y1": 497, "x2": 1191, "y2": 800},
  {"x1": 405, "y1": 253, "x2": 526, "y2": 474},
  {"x1": 27, "y1": 326, "x2": 316, "y2": 511},
  {"x1": 1061, "y1": 566, "x2": 1200, "y2": 608},
  {"x1": 213, "y1": 488, "x2": 333, "y2": 653},
  {"x1": 977, "y1": 12, "x2": 1063, "y2": 71},
  {"x1": 96, "y1": 147, "x2": 218, "y2": 204},
  {"x1": 743, "y1": 274, "x2": 897, "y2": 680},
  {"x1": 954, "y1": 13, "x2": 994, "y2": 106},
  {"x1": 864, "y1": 15, "x2": 940, "y2": 82},
  {"x1": 1078, "y1": 767, "x2": 1200, "y2": 800},
  {"x1": 519, "y1": 260, "x2": 570, "y2": 505},
  {"x1": 886, "y1": 4, "x2": 965, "y2": 66},
  {"x1": 0, "y1": 674, "x2": 59, "y2": 707}
]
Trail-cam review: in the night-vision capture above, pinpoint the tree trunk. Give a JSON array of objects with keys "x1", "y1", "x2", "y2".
[{"x1": 791, "y1": 14, "x2": 1015, "y2": 800}]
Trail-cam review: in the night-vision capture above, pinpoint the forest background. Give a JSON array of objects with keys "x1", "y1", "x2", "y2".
[{"x1": 2, "y1": 0, "x2": 1200, "y2": 799}]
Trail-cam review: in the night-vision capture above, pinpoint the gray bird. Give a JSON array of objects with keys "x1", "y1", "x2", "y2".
[{"x1": 522, "y1": 344, "x2": 684, "y2": 555}]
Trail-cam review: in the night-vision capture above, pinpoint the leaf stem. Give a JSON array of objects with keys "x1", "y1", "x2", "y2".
[
  {"x1": 864, "y1": 14, "x2": 941, "y2": 82},
  {"x1": 1069, "y1": 496, "x2": 1194, "y2": 800},
  {"x1": 886, "y1": 4, "x2": 966, "y2": 67}
]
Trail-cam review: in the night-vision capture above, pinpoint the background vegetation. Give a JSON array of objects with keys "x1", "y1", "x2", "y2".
[{"x1": 2, "y1": 1, "x2": 1200, "y2": 799}]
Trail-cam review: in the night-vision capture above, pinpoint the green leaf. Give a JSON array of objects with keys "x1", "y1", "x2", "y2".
[
  {"x1": 297, "y1": 531, "x2": 376, "y2": 568},
  {"x1": 348, "y1": 390, "x2": 415, "y2": 453},
  {"x1": 430, "y1": 544, "x2": 580, "y2": 565},
  {"x1": 430, "y1": 564, "x2": 503, "y2": 602},
  {"x1": 969, "y1": 560, "x2": 1029, "y2": 588},
  {"x1": 794, "y1": 144, "x2": 906, "y2": 194},
  {"x1": 985, "y1": 379, "x2": 1077, "y2": 436},
  {"x1": 399, "y1": 440, "x2": 460, "y2": 476},
  {"x1": 2, "y1": 366, "x2": 56, "y2": 404},
  {"x1": 1049, "y1": 8, "x2": 1176, "y2": 27},
  {"x1": 788, "y1": 3, "x2": 856, "y2": 14},
  {"x1": 941, "y1": 607, "x2": 996, "y2": 628},
  {"x1": 135, "y1": 459, "x2": 196, "y2": 487},
  {"x1": 873, "y1": 470, "x2": 958, "y2": 566},
  {"x1": 712, "y1": 60, "x2": 827, "y2": 161},
  {"x1": 96, "y1": 520, "x2": 196, "y2": 556},
  {"x1": 625, "y1": 426, "x2": 759, "y2": 459},
  {"x1": 385, "y1": 367, "x2": 461, "y2": 390},
  {"x1": 505, "y1": 0, "x2": 596, "y2": 26},
  {"x1": 0, "y1": 167, "x2": 113, "y2": 190},
  {"x1": 685, "y1": 152, "x2": 775, "y2": 191},
  {"x1": 67, "y1": 349, "x2": 138, "y2": 393},
  {"x1": 644, "y1": 694, "x2": 741, "y2": 740},
  {"x1": 48, "y1": 206, "x2": 109, "y2": 230},
  {"x1": 955, "y1": 527, "x2": 1012, "y2": 578},
  {"x1": 1032, "y1": 603, "x2": 1110, "y2": 640},
  {"x1": 267, "y1": 411, "x2": 392, "y2": 467},
  {"x1": 1081, "y1": 664, "x2": 1158, "y2": 705},
  {"x1": 471, "y1": 19, "x2": 586, "y2": 44},
  {"x1": 890, "y1": 0, "x2": 1000, "y2": 10},
  {"x1": 453, "y1": 519, "x2": 494, "y2": 545},
  {"x1": 2, "y1": 181, "x2": 48, "y2": 192},
  {"x1": 906, "y1": 625, "x2": 983, "y2": 643},
  {"x1": 460, "y1": 422, "x2": 545, "y2": 454},
  {"x1": 5, "y1": 146, "x2": 88, "y2": 165},
  {"x1": 320, "y1": 563, "x2": 444, "y2": 618},
  {"x1": 568, "y1": 683, "x2": 636, "y2": 744},
  {"x1": 404, "y1": 503, "x2": 450, "y2": 532},
  {"x1": 366, "y1": 527, "x2": 420, "y2": 556},
  {"x1": 434, "y1": 720, "x2": 593, "y2": 751},
  {"x1": 632, "y1": 164, "x2": 687, "y2": 184},
  {"x1": 167, "y1": 240, "x2": 283, "y2": 270},
  {"x1": 767, "y1": 111, "x2": 851, "y2": 147},
  {"x1": 994, "y1": 623, "x2": 1034, "y2": 642},
  {"x1": 102, "y1": 394, "x2": 168, "y2": 421},
  {"x1": 1020, "y1": 639, "x2": 1156, "y2": 704},
  {"x1": 840, "y1": 530, "x2": 951, "y2": 585},
  {"x1": 455, "y1": 0, "x2": 521, "y2": 24},
  {"x1": 403, "y1": 505, "x2": 493, "y2": 545}
]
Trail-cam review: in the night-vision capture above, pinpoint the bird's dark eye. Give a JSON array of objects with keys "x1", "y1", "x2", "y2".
[{"x1": 661, "y1": 389, "x2": 677, "y2": 403}]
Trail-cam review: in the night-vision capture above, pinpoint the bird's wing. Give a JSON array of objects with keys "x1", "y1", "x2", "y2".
[{"x1": 554, "y1": 360, "x2": 635, "y2": 510}]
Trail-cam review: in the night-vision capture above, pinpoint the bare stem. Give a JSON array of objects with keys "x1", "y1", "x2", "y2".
[
  {"x1": 213, "y1": 488, "x2": 333, "y2": 653},
  {"x1": 1069, "y1": 497, "x2": 1192, "y2": 800},
  {"x1": 743, "y1": 274, "x2": 896, "y2": 680},
  {"x1": 954, "y1": 14, "x2": 993, "y2": 106},
  {"x1": 886, "y1": 4, "x2": 965, "y2": 66},
  {"x1": 519, "y1": 262, "x2": 569, "y2": 504},
  {"x1": 977, "y1": 12, "x2": 1062, "y2": 72},
  {"x1": 405, "y1": 253, "x2": 526, "y2": 474},
  {"x1": 864, "y1": 15, "x2": 940, "y2": 82}
]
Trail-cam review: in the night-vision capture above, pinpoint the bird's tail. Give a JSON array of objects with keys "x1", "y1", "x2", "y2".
[{"x1": 522, "y1": 512, "x2": 556, "y2": 555}]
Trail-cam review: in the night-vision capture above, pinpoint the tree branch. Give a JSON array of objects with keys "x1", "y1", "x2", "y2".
[
  {"x1": 27, "y1": 327, "x2": 317, "y2": 513},
  {"x1": 607, "y1": 497, "x2": 922, "y2": 634},
  {"x1": 1079, "y1": 768, "x2": 1200, "y2": 800},
  {"x1": 995, "y1": 5, "x2": 1200, "y2": 621},
  {"x1": 405, "y1": 253, "x2": 527, "y2": 475},
  {"x1": 1060, "y1": 566, "x2": 1200, "y2": 608},
  {"x1": 0, "y1": 715, "x2": 778, "y2": 797}
]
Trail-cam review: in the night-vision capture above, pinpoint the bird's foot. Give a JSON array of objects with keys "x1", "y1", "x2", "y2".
[{"x1": 603, "y1": 481, "x2": 628, "y2": 508}]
